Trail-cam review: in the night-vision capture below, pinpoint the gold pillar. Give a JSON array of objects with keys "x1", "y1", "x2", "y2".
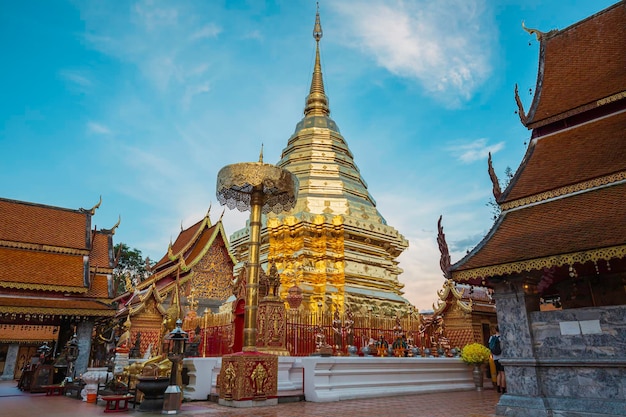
[{"x1": 243, "y1": 185, "x2": 263, "y2": 351}]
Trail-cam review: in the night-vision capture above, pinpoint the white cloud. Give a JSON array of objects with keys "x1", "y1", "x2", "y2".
[
  {"x1": 447, "y1": 138, "x2": 504, "y2": 163},
  {"x1": 133, "y1": 1, "x2": 179, "y2": 31},
  {"x1": 330, "y1": 0, "x2": 493, "y2": 105},
  {"x1": 182, "y1": 82, "x2": 211, "y2": 109},
  {"x1": 87, "y1": 121, "x2": 112, "y2": 135},
  {"x1": 190, "y1": 23, "x2": 222, "y2": 41},
  {"x1": 59, "y1": 69, "x2": 92, "y2": 91}
]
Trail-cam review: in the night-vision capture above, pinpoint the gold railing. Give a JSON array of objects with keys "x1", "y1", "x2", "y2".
[{"x1": 184, "y1": 309, "x2": 448, "y2": 357}]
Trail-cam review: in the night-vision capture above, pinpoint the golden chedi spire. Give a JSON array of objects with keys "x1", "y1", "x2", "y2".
[
  {"x1": 230, "y1": 4, "x2": 410, "y2": 316},
  {"x1": 304, "y1": 4, "x2": 330, "y2": 117}
]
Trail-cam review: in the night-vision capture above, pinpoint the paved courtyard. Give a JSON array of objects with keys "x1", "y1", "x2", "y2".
[{"x1": 0, "y1": 380, "x2": 499, "y2": 417}]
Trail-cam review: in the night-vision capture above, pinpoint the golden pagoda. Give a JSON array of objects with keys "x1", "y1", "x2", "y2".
[{"x1": 230, "y1": 7, "x2": 410, "y2": 315}]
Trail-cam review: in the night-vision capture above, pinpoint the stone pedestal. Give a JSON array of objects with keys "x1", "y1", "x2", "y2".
[
  {"x1": 256, "y1": 298, "x2": 289, "y2": 356},
  {"x1": 218, "y1": 352, "x2": 278, "y2": 408}
]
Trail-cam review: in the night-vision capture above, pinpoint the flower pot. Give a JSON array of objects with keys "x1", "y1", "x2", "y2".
[{"x1": 472, "y1": 365, "x2": 484, "y2": 391}]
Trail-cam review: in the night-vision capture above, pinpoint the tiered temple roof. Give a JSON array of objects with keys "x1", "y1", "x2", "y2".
[
  {"x1": 451, "y1": 2, "x2": 626, "y2": 285},
  {"x1": 116, "y1": 210, "x2": 236, "y2": 318},
  {"x1": 0, "y1": 197, "x2": 117, "y2": 323}
]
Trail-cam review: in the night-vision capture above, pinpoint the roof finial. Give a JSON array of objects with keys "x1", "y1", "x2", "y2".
[
  {"x1": 259, "y1": 143, "x2": 264, "y2": 163},
  {"x1": 313, "y1": 2, "x2": 323, "y2": 41},
  {"x1": 304, "y1": 2, "x2": 330, "y2": 117}
]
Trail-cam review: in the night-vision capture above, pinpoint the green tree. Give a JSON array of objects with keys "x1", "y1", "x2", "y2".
[{"x1": 113, "y1": 243, "x2": 152, "y2": 295}]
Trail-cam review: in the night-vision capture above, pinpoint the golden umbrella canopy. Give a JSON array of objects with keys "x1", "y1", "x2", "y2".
[{"x1": 216, "y1": 155, "x2": 298, "y2": 351}]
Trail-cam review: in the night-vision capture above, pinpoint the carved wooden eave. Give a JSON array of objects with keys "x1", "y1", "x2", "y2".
[
  {"x1": 0, "y1": 281, "x2": 89, "y2": 293},
  {"x1": 453, "y1": 244, "x2": 626, "y2": 282}
]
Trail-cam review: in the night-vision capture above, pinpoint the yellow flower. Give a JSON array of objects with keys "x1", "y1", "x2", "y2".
[{"x1": 460, "y1": 343, "x2": 491, "y2": 365}]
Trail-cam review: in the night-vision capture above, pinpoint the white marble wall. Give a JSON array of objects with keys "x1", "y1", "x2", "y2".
[{"x1": 182, "y1": 356, "x2": 473, "y2": 403}]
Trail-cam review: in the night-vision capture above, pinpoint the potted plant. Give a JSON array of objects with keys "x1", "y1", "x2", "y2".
[{"x1": 460, "y1": 343, "x2": 491, "y2": 391}]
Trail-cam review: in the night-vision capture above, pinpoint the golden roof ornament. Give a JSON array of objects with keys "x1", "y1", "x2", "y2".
[
  {"x1": 305, "y1": 3, "x2": 330, "y2": 117},
  {"x1": 522, "y1": 20, "x2": 557, "y2": 41},
  {"x1": 80, "y1": 195, "x2": 102, "y2": 215},
  {"x1": 521, "y1": 20, "x2": 545, "y2": 41}
]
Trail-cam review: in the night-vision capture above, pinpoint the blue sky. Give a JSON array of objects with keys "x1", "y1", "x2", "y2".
[{"x1": 1, "y1": 0, "x2": 617, "y2": 311}]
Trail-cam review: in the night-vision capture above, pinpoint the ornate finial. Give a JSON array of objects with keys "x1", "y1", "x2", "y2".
[
  {"x1": 522, "y1": 20, "x2": 546, "y2": 41},
  {"x1": 180, "y1": 220, "x2": 184, "y2": 231},
  {"x1": 205, "y1": 203, "x2": 212, "y2": 227},
  {"x1": 90, "y1": 196, "x2": 102, "y2": 214},
  {"x1": 219, "y1": 208, "x2": 225, "y2": 221},
  {"x1": 259, "y1": 143, "x2": 264, "y2": 163},
  {"x1": 514, "y1": 83, "x2": 528, "y2": 125},
  {"x1": 80, "y1": 195, "x2": 102, "y2": 215},
  {"x1": 313, "y1": 2, "x2": 323, "y2": 42},
  {"x1": 437, "y1": 216, "x2": 451, "y2": 280},
  {"x1": 110, "y1": 215, "x2": 121, "y2": 235},
  {"x1": 304, "y1": 3, "x2": 330, "y2": 117},
  {"x1": 488, "y1": 152, "x2": 502, "y2": 200},
  {"x1": 168, "y1": 239, "x2": 176, "y2": 261}
]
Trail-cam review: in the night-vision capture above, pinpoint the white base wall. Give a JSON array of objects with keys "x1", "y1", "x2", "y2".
[
  {"x1": 301, "y1": 357, "x2": 474, "y2": 402},
  {"x1": 183, "y1": 356, "x2": 473, "y2": 403}
]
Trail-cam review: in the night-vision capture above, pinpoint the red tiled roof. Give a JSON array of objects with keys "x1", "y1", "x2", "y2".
[
  {"x1": 186, "y1": 223, "x2": 219, "y2": 261},
  {"x1": 0, "y1": 247, "x2": 86, "y2": 290},
  {"x1": 503, "y1": 111, "x2": 626, "y2": 203},
  {"x1": 83, "y1": 274, "x2": 111, "y2": 298},
  {"x1": 90, "y1": 231, "x2": 113, "y2": 268},
  {"x1": 527, "y1": 2, "x2": 626, "y2": 127},
  {"x1": 0, "y1": 295, "x2": 114, "y2": 315},
  {"x1": 154, "y1": 218, "x2": 205, "y2": 268},
  {"x1": 0, "y1": 198, "x2": 89, "y2": 249},
  {"x1": 454, "y1": 183, "x2": 626, "y2": 273}
]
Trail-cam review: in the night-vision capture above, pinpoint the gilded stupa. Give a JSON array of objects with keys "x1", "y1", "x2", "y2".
[{"x1": 230, "y1": 7, "x2": 410, "y2": 315}]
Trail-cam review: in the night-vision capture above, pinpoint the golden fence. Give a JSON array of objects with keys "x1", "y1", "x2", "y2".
[{"x1": 183, "y1": 309, "x2": 445, "y2": 357}]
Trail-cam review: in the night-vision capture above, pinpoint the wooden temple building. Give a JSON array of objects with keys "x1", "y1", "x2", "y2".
[
  {"x1": 0, "y1": 197, "x2": 117, "y2": 384},
  {"x1": 114, "y1": 209, "x2": 236, "y2": 358},
  {"x1": 449, "y1": 2, "x2": 626, "y2": 416},
  {"x1": 229, "y1": 8, "x2": 410, "y2": 317}
]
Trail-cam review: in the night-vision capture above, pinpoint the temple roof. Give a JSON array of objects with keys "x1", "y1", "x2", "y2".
[
  {"x1": 453, "y1": 183, "x2": 626, "y2": 282},
  {"x1": 152, "y1": 213, "x2": 235, "y2": 274},
  {"x1": 525, "y1": 2, "x2": 626, "y2": 128},
  {"x1": 116, "y1": 212, "x2": 235, "y2": 315},
  {"x1": 1, "y1": 249, "x2": 86, "y2": 291},
  {"x1": 451, "y1": 3, "x2": 626, "y2": 284},
  {"x1": 501, "y1": 111, "x2": 626, "y2": 206},
  {"x1": 0, "y1": 197, "x2": 116, "y2": 321},
  {"x1": 0, "y1": 296, "x2": 114, "y2": 316},
  {"x1": 0, "y1": 197, "x2": 93, "y2": 249}
]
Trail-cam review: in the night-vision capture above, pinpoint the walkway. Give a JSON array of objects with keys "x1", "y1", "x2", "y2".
[{"x1": 0, "y1": 380, "x2": 499, "y2": 417}]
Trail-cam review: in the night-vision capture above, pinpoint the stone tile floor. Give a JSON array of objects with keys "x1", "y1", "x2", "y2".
[{"x1": 0, "y1": 380, "x2": 499, "y2": 417}]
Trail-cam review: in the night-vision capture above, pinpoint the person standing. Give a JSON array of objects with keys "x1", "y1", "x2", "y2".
[{"x1": 489, "y1": 326, "x2": 506, "y2": 393}]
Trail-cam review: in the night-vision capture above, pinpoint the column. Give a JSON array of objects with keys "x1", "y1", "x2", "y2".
[{"x1": 75, "y1": 320, "x2": 95, "y2": 376}]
